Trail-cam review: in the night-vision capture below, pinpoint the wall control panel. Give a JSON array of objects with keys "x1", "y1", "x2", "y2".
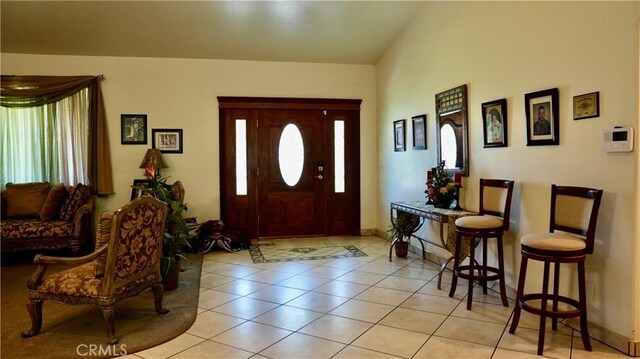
[{"x1": 603, "y1": 127, "x2": 633, "y2": 152}]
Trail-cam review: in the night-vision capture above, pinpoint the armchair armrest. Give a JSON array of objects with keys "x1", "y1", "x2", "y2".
[{"x1": 27, "y1": 244, "x2": 108, "y2": 290}]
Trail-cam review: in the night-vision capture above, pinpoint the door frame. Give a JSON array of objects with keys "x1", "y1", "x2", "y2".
[{"x1": 218, "y1": 97, "x2": 362, "y2": 239}]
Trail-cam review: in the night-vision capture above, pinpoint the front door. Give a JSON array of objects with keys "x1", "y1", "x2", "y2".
[
  {"x1": 218, "y1": 97, "x2": 361, "y2": 239},
  {"x1": 257, "y1": 109, "x2": 326, "y2": 237}
]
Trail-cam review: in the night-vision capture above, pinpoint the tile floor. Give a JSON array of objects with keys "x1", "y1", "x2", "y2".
[{"x1": 129, "y1": 236, "x2": 628, "y2": 359}]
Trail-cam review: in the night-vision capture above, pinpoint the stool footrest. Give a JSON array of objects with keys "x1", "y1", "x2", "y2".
[
  {"x1": 519, "y1": 293, "x2": 582, "y2": 319},
  {"x1": 455, "y1": 265, "x2": 501, "y2": 282}
]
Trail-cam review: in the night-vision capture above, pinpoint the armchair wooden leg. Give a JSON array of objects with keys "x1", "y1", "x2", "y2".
[
  {"x1": 152, "y1": 283, "x2": 170, "y2": 314},
  {"x1": 100, "y1": 305, "x2": 118, "y2": 345},
  {"x1": 21, "y1": 299, "x2": 43, "y2": 338}
]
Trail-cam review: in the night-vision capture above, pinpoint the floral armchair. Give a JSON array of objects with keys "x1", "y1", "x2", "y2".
[{"x1": 21, "y1": 197, "x2": 169, "y2": 344}]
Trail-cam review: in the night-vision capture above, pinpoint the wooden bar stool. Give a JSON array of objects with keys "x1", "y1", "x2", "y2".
[
  {"x1": 449, "y1": 179, "x2": 514, "y2": 310},
  {"x1": 509, "y1": 185, "x2": 603, "y2": 355}
]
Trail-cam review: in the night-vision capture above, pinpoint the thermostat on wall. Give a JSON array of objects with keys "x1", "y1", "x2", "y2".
[{"x1": 603, "y1": 127, "x2": 633, "y2": 152}]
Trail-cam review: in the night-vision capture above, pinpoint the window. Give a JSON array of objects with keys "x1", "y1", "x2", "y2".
[{"x1": 0, "y1": 88, "x2": 89, "y2": 188}]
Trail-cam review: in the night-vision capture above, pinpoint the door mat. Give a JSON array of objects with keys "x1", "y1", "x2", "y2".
[{"x1": 249, "y1": 244, "x2": 368, "y2": 263}]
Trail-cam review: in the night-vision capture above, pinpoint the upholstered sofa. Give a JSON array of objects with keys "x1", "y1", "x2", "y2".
[{"x1": 1, "y1": 182, "x2": 95, "y2": 254}]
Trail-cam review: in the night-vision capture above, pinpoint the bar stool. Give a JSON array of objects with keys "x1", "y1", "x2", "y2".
[
  {"x1": 509, "y1": 185, "x2": 603, "y2": 355},
  {"x1": 449, "y1": 179, "x2": 514, "y2": 310}
]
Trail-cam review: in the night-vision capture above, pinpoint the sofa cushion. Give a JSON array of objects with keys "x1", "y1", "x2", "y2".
[
  {"x1": 40, "y1": 184, "x2": 68, "y2": 221},
  {"x1": 59, "y1": 184, "x2": 90, "y2": 221},
  {"x1": 5, "y1": 182, "x2": 51, "y2": 219},
  {"x1": 0, "y1": 219, "x2": 74, "y2": 239}
]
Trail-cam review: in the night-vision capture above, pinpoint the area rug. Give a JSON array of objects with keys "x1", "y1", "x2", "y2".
[
  {"x1": 249, "y1": 244, "x2": 367, "y2": 263},
  {"x1": 1, "y1": 254, "x2": 202, "y2": 359}
]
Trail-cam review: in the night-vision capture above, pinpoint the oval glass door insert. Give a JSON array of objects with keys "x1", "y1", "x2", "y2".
[{"x1": 278, "y1": 123, "x2": 304, "y2": 186}]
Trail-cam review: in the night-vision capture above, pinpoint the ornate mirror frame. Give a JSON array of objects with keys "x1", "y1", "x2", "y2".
[{"x1": 435, "y1": 84, "x2": 469, "y2": 176}]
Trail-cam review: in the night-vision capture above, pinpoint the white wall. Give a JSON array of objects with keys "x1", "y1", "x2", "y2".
[
  {"x1": 0, "y1": 54, "x2": 378, "y2": 230},
  {"x1": 376, "y1": 2, "x2": 639, "y2": 340}
]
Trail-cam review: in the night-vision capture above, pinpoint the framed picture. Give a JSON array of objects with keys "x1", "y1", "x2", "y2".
[
  {"x1": 393, "y1": 120, "x2": 406, "y2": 152},
  {"x1": 482, "y1": 99, "x2": 508, "y2": 148},
  {"x1": 121, "y1": 114, "x2": 147, "y2": 144},
  {"x1": 525, "y1": 88, "x2": 559, "y2": 146},
  {"x1": 152, "y1": 128, "x2": 183, "y2": 154},
  {"x1": 130, "y1": 179, "x2": 151, "y2": 201},
  {"x1": 573, "y1": 91, "x2": 599, "y2": 120},
  {"x1": 412, "y1": 114, "x2": 427, "y2": 150}
]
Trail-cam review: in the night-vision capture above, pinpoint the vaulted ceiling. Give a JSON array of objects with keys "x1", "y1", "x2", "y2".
[{"x1": 1, "y1": 1, "x2": 424, "y2": 65}]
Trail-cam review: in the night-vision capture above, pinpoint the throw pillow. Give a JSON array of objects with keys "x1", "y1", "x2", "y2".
[
  {"x1": 5, "y1": 182, "x2": 51, "y2": 219},
  {"x1": 39, "y1": 183, "x2": 68, "y2": 221},
  {"x1": 59, "y1": 183, "x2": 90, "y2": 221}
]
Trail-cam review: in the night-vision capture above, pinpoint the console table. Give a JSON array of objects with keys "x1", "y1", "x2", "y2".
[{"x1": 389, "y1": 201, "x2": 476, "y2": 289}]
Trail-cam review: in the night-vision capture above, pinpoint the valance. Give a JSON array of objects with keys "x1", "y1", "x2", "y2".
[{"x1": 0, "y1": 75, "x2": 114, "y2": 195}]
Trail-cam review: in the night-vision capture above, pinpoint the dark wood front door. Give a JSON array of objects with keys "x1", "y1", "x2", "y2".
[
  {"x1": 257, "y1": 109, "x2": 325, "y2": 237},
  {"x1": 219, "y1": 97, "x2": 361, "y2": 239}
]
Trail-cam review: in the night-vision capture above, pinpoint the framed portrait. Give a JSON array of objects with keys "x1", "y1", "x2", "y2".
[
  {"x1": 482, "y1": 99, "x2": 508, "y2": 148},
  {"x1": 130, "y1": 179, "x2": 151, "y2": 201},
  {"x1": 525, "y1": 88, "x2": 559, "y2": 146},
  {"x1": 573, "y1": 91, "x2": 599, "y2": 120},
  {"x1": 412, "y1": 114, "x2": 427, "y2": 150},
  {"x1": 121, "y1": 114, "x2": 147, "y2": 145},
  {"x1": 393, "y1": 120, "x2": 406, "y2": 152},
  {"x1": 152, "y1": 128, "x2": 183, "y2": 154}
]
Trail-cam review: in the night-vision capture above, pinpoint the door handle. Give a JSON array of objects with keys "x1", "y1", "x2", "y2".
[{"x1": 315, "y1": 175, "x2": 323, "y2": 180}]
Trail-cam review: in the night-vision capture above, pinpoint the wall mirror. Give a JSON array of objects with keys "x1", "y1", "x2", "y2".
[{"x1": 435, "y1": 84, "x2": 469, "y2": 176}]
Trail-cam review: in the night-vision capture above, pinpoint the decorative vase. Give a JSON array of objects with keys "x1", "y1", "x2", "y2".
[
  {"x1": 433, "y1": 196, "x2": 453, "y2": 209},
  {"x1": 394, "y1": 241, "x2": 409, "y2": 258}
]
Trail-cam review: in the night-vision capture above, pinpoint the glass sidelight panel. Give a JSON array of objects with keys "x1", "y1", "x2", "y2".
[
  {"x1": 235, "y1": 119, "x2": 247, "y2": 195},
  {"x1": 334, "y1": 120, "x2": 345, "y2": 193},
  {"x1": 278, "y1": 123, "x2": 304, "y2": 186}
]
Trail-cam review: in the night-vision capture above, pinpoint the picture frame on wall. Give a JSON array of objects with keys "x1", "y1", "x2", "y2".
[
  {"x1": 152, "y1": 128, "x2": 183, "y2": 153},
  {"x1": 573, "y1": 91, "x2": 599, "y2": 120},
  {"x1": 525, "y1": 88, "x2": 559, "y2": 146},
  {"x1": 482, "y1": 99, "x2": 508, "y2": 148},
  {"x1": 393, "y1": 119, "x2": 406, "y2": 152},
  {"x1": 121, "y1": 114, "x2": 147, "y2": 145},
  {"x1": 412, "y1": 114, "x2": 427, "y2": 150}
]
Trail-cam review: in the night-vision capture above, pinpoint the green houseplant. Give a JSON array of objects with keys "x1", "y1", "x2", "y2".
[
  {"x1": 139, "y1": 177, "x2": 191, "y2": 289},
  {"x1": 387, "y1": 212, "x2": 421, "y2": 257}
]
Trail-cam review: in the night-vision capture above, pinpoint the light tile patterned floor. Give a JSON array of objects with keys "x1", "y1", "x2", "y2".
[{"x1": 129, "y1": 236, "x2": 628, "y2": 359}]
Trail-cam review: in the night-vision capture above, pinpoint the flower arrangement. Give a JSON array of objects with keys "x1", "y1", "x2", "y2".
[{"x1": 425, "y1": 161, "x2": 456, "y2": 208}]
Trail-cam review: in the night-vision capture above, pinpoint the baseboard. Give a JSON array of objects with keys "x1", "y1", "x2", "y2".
[
  {"x1": 562, "y1": 318, "x2": 638, "y2": 357},
  {"x1": 360, "y1": 228, "x2": 377, "y2": 236},
  {"x1": 405, "y1": 243, "x2": 638, "y2": 357}
]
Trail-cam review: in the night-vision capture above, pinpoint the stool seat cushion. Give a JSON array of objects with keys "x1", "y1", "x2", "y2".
[
  {"x1": 455, "y1": 215, "x2": 503, "y2": 229},
  {"x1": 521, "y1": 232, "x2": 586, "y2": 251}
]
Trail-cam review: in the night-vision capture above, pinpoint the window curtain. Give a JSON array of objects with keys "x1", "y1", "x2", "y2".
[{"x1": 0, "y1": 75, "x2": 114, "y2": 195}]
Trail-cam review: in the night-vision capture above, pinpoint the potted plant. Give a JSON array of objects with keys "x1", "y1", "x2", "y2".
[
  {"x1": 387, "y1": 212, "x2": 421, "y2": 257},
  {"x1": 140, "y1": 177, "x2": 192, "y2": 290},
  {"x1": 426, "y1": 161, "x2": 456, "y2": 209}
]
